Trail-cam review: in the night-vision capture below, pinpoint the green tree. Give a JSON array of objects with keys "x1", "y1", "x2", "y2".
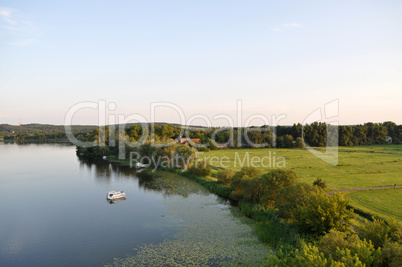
[
  {"x1": 295, "y1": 137, "x2": 305, "y2": 148},
  {"x1": 339, "y1": 126, "x2": 354, "y2": 146},
  {"x1": 313, "y1": 178, "x2": 327, "y2": 189},
  {"x1": 293, "y1": 191, "x2": 355, "y2": 235},
  {"x1": 155, "y1": 143, "x2": 178, "y2": 167},
  {"x1": 259, "y1": 169, "x2": 298, "y2": 207},
  {"x1": 276, "y1": 136, "x2": 284, "y2": 148},
  {"x1": 354, "y1": 125, "x2": 367, "y2": 145},
  {"x1": 138, "y1": 142, "x2": 159, "y2": 165},
  {"x1": 241, "y1": 176, "x2": 265, "y2": 202},
  {"x1": 188, "y1": 160, "x2": 212, "y2": 177},
  {"x1": 230, "y1": 167, "x2": 262, "y2": 199},
  {"x1": 382, "y1": 241, "x2": 402, "y2": 267},
  {"x1": 173, "y1": 145, "x2": 197, "y2": 169},
  {"x1": 276, "y1": 183, "x2": 316, "y2": 220},
  {"x1": 357, "y1": 218, "x2": 402, "y2": 248},
  {"x1": 268, "y1": 242, "x2": 364, "y2": 267},
  {"x1": 160, "y1": 124, "x2": 174, "y2": 140},
  {"x1": 291, "y1": 123, "x2": 303, "y2": 139},
  {"x1": 208, "y1": 138, "x2": 219, "y2": 150},
  {"x1": 315, "y1": 230, "x2": 382, "y2": 266},
  {"x1": 125, "y1": 125, "x2": 143, "y2": 141},
  {"x1": 217, "y1": 169, "x2": 235, "y2": 185},
  {"x1": 283, "y1": 134, "x2": 294, "y2": 148}
]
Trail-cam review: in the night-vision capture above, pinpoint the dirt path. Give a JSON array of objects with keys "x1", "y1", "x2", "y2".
[{"x1": 327, "y1": 185, "x2": 402, "y2": 194}]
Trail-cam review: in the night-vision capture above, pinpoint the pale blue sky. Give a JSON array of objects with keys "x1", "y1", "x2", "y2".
[{"x1": 0, "y1": 0, "x2": 401, "y2": 126}]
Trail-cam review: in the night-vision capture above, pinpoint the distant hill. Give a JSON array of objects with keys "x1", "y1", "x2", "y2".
[
  {"x1": 0, "y1": 122, "x2": 208, "y2": 137},
  {"x1": 0, "y1": 124, "x2": 97, "y2": 137}
]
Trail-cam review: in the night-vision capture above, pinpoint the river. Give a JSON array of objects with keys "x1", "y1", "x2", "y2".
[{"x1": 0, "y1": 143, "x2": 269, "y2": 266}]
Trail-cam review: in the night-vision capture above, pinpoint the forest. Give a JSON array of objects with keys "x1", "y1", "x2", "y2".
[{"x1": 2, "y1": 121, "x2": 400, "y2": 148}]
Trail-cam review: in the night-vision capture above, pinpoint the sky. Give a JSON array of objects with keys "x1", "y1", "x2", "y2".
[{"x1": 0, "y1": 0, "x2": 401, "y2": 126}]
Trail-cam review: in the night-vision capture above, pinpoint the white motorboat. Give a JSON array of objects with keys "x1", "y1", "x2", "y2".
[
  {"x1": 106, "y1": 191, "x2": 126, "y2": 200},
  {"x1": 135, "y1": 162, "x2": 150, "y2": 169}
]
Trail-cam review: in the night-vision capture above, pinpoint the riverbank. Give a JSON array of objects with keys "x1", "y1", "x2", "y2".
[
  {"x1": 96, "y1": 148, "x2": 402, "y2": 265},
  {"x1": 161, "y1": 168, "x2": 301, "y2": 253},
  {"x1": 105, "y1": 169, "x2": 271, "y2": 266},
  {"x1": 2, "y1": 139, "x2": 73, "y2": 144}
]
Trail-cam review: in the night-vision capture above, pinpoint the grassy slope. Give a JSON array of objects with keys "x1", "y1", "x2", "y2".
[
  {"x1": 202, "y1": 145, "x2": 402, "y2": 191},
  {"x1": 345, "y1": 188, "x2": 402, "y2": 221}
]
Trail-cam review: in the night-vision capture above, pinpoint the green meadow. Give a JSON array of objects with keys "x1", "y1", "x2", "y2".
[
  {"x1": 202, "y1": 145, "x2": 402, "y2": 191},
  {"x1": 345, "y1": 188, "x2": 402, "y2": 221},
  {"x1": 202, "y1": 145, "x2": 402, "y2": 221}
]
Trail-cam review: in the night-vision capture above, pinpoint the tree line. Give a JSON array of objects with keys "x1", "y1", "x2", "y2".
[{"x1": 3, "y1": 121, "x2": 400, "y2": 148}]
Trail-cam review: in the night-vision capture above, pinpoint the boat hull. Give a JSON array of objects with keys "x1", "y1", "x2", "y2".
[{"x1": 106, "y1": 191, "x2": 126, "y2": 200}]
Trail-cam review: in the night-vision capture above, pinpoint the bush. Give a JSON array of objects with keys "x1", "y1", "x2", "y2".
[
  {"x1": 196, "y1": 146, "x2": 210, "y2": 152},
  {"x1": 230, "y1": 167, "x2": 262, "y2": 199},
  {"x1": 315, "y1": 230, "x2": 382, "y2": 266},
  {"x1": 295, "y1": 137, "x2": 305, "y2": 148},
  {"x1": 358, "y1": 218, "x2": 402, "y2": 248},
  {"x1": 276, "y1": 183, "x2": 316, "y2": 220},
  {"x1": 293, "y1": 191, "x2": 355, "y2": 235},
  {"x1": 256, "y1": 219, "x2": 301, "y2": 254},
  {"x1": 230, "y1": 168, "x2": 299, "y2": 206},
  {"x1": 259, "y1": 169, "x2": 298, "y2": 207},
  {"x1": 217, "y1": 169, "x2": 234, "y2": 185},
  {"x1": 382, "y1": 241, "x2": 402, "y2": 266},
  {"x1": 283, "y1": 134, "x2": 294, "y2": 148},
  {"x1": 188, "y1": 160, "x2": 212, "y2": 177},
  {"x1": 267, "y1": 242, "x2": 364, "y2": 266},
  {"x1": 240, "y1": 176, "x2": 265, "y2": 202},
  {"x1": 237, "y1": 201, "x2": 301, "y2": 254},
  {"x1": 313, "y1": 178, "x2": 327, "y2": 189},
  {"x1": 208, "y1": 138, "x2": 219, "y2": 150},
  {"x1": 156, "y1": 144, "x2": 177, "y2": 167},
  {"x1": 173, "y1": 145, "x2": 197, "y2": 169}
]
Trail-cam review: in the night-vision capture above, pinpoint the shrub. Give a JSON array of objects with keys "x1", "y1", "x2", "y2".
[
  {"x1": 217, "y1": 169, "x2": 234, "y2": 185},
  {"x1": 188, "y1": 160, "x2": 212, "y2": 177},
  {"x1": 293, "y1": 191, "x2": 355, "y2": 235},
  {"x1": 315, "y1": 230, "x2": 382, "y2": 266},
  {"x1": 283, "y1": 134, "x2": 294, "y2": 148},
  {"x1": 256, "y1": 219, "x2": 301, "y2": 254},
  {"x1": 241, "y1": 176, "x2": 265, "y2": 202},
  {"x1": 275, "y1": 183, "x2": 316, "y2": 220},
  {"x1": 173, "y1": 145, "x2": 197, "y2": 169},
  {"x1": 230, "y1": 166, "x2": 262, "y2": 192},
  {"x1": 358, "y1": 218, "x2": 402, "y2": 248},
  {"x1": 259, "y1": 169, "x2": 298, "y2": 207},
  {"x1": 139, "y1": 142, "x2": 159, "y2": 164},
  {"x1": 295, "y1": 137, "x2": 305, "y2": 148},
  {"x1": 267, "y1": 242, "x2": 364, "y2": 266},
  {"x1": 156, "y1": 144, "x2": 177, "y2": 166},
  {"x1": 196, "y1": 146, "x2": 210, "y2": 152},
  {"x1": 382, "y1": 241, "x2": 402, "y2": 266},
  {"x1": 208, "y1": 138, "x2": 219, "y2": 150},
  {"x1": 313, "y1": 177, "x2": 326, "y2": 189},
  {"x1": 230, "y1": 168, "x2": 299, "y2": 206}
]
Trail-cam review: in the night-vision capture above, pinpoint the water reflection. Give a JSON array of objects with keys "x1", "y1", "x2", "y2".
[
  {"x1": 77, "y1": 157, "x2": 209, "y2": 198},
  {"x1": 107, "y1": 198, "x2": 127, "y2": 204}
]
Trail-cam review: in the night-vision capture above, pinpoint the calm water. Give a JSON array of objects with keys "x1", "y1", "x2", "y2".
[{"x1": 0, "y1": 143, "x2": 269, "y2": 266}]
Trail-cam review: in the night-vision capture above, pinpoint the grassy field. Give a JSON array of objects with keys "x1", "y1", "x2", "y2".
[
  {"x1": 201, "y1": 145, "x2": 402, "y2": 191},
  {"x1": 345, "y1": 188, "x2": 402, "y2": 221}
]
